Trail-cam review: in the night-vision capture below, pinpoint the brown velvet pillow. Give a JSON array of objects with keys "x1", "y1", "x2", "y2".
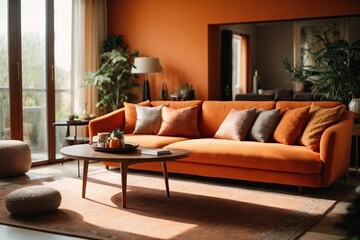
[
  {"x1": 124, "y1": 101, "x2": 151, "y2": 134},
  {"x1": 298, "y1": 104, "x2": 346, "y2": 151},
  {"x1": 214, "y1": 108, "x2": 256, "y2": 141},
  {"x1": 157, "y1": 106, "x2": 200, "y2": 138},
  {"x1": 133, "y1": 105, "x2": 163, "y2": 135},
  {"x1": 273, "y1": 106, "x2": 310, "y2": 145}
]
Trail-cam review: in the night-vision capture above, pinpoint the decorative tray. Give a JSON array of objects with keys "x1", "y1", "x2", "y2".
[{"x1": 91, "y1": 143, "x2": 139, "y2": 153}]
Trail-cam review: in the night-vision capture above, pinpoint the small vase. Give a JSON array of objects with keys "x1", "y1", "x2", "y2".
[{"x1": 349, "y1": 98, "x2": 360, "y2": 120}]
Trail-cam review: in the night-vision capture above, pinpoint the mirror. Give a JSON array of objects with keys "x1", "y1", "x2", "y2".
[{"x1": 218, "y1": 15, "x2": 360, "y2": 99}]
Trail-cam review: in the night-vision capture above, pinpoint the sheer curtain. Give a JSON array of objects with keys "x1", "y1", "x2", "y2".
[
  {"x1": 71, "y1": 0, "x2": 107, "y2": 117},
  {"x1": 71, "y1": 0, "x2": 85, "y2": 115}
]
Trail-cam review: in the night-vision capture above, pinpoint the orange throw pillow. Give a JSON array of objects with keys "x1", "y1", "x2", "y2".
[
  {"x1": 124, "y1": 100, "x2": 151, "y2": 134},
  {"x1": 273, "y1": 106, "x2": 310, "y2": 145},
  {"x1": 157, "y1": 106, "x2": 200, "y2": 138},
  {"x1": 298, "y1": 104, "x2": 346, "y2": 151}
]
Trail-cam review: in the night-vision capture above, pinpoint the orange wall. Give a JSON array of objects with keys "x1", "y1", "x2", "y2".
[{"x1": 107, "y1": 0, "x2": 360, "y2": 101}]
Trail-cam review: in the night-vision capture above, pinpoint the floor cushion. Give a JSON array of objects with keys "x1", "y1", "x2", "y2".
[
  {"x1": 0, "y1": 140, "x2": 31, "y2": 178},
  {"x1": 5, "y1": 186, "x2": 62, "y2": 216}
]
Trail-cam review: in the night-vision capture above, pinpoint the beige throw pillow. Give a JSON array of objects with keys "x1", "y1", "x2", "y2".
[
  {"x1": 123, "y1": 100, "x2": 151, "y2": 133},
  {"x1": 133, "y1": 105, "x2": 163, "y2": 135},
  {"x1": 214, "y1": 108, "x2": 256, "y2": 141}
]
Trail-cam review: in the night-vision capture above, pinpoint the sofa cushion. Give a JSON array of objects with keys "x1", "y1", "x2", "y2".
[
  {"x1": 158, "y1": 106, "x2": 200, "y2": 138},
  {"x1": 102, "y1": 134, "x2": 189, "y2": 168},
  {"x1": 214, "y1": 108, "x2": 256, "y2": 141},
  {"x1": 165, "y1": 138, "x2": 321, "y2": 174},
  {"x1": 299, "y1": 104, "x2": 346, "y2": 151},
  {"x1": 133, "y1": 105, "x2": 163, "y2": 134},
  {"x1": 273, "y1": 106, "x2": 310, "y2": 145},
  {"x1": 124, "y1": 101, "x2": 151, "y2": 133},
  {"x1": 200, "y1": 101, "x2": 276, "y2": 138},
  {"x1": 249, "y1": 108, "x2": 280, "y2": 142},
  {"x1": 124, "y1": 134, "x2": 189, "y2": 148}
]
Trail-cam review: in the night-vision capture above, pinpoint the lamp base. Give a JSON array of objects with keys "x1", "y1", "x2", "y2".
[{"x1": 142, "y1": 79, "x2": 151, "y2": 101}]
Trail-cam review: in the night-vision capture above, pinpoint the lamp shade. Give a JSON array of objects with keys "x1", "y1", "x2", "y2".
[{"x1": 131, "y1": 57, "x2": 162, "y2": 74}]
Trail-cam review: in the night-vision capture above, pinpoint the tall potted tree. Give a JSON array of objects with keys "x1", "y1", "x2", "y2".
[
  {"x1": 85, "y1": 35, "x2": 139, "y2": 113},
  {"x1": 283, "y1": 37, "x2": 360, "y2": 105}
]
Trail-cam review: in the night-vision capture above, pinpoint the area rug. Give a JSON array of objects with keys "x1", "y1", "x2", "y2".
[{"x1": 0, "y1": 170, "x2": 350, "y2": 240}]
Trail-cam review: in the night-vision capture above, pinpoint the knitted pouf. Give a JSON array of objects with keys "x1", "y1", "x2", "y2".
[
  {"x1": 5, "y1": 186, "x2": 62, "y2": 216},
  {"x1": 0, "y1": 140, "x2": 31, "y2": 178}
]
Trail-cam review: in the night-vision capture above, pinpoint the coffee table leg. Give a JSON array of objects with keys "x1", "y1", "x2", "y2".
[
  {"x1": 82, "y1": 160, "x2": 89, "y2": 198},
  {"x1": 120, "y1": 162, "x2": 128, "y2": 208},
  {"x1": 161, "y1": 161, "x2": 170, "y2": 197}
]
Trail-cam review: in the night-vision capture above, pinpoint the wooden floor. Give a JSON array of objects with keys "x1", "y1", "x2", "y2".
[{"x1": 0, "y1": 160, "x2": 358, "y2": 240}]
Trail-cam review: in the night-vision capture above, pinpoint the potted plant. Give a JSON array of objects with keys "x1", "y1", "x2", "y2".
[
  {"x1": 282, "y1": 58, "x2": 313, "y2": 92},
  {"x1": 283, "y1": 37, "x2": 360, "y2": 104},
  {"x1": 85, "y1": 35, "x2": 140, "y2": 113}
]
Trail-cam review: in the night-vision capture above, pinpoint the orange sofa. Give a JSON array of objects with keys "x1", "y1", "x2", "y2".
[{"x1": 88, "y1": 100, "x2": 353, "y2": 190}]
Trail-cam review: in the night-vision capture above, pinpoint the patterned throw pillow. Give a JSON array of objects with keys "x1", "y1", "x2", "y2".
[
  {"x1": 273, "y1": 106, "x2": 310, "y2": 145},
  {"x1": 133, "y1": 105, "x2": 163, "y2": 134},
  {"x1": 298, "y1": 104, "x2": 346, "y2": 151},
  {"x1": 157, "y1": 106, "x2": 200, "y2": 138},
  {"x1": 123, "y1": 101, "x2": 151, "y2": 133},
  {"x1": 214, "y1": 108, "x2": 256, "y2": 141},
  {"x1": 250, "y1": 108, "x2": 280, "y2": 142}
]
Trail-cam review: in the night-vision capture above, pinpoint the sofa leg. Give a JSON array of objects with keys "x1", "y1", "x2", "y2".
[
  {"x1": 298, "y1": 186, "x2": 303, "y2": 194},
  {"x1": 106, "y1": 165, "x2": 109, "y2": 170}
]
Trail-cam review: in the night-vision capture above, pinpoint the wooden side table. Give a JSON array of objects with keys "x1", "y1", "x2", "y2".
[{"x1": 353, "y1": 123, "x2": 360, "y2": 177}]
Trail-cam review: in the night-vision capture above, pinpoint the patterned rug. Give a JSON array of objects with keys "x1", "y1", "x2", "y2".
[{"x1": 0, "y1": 169, "x2": 351, "y2": 240}]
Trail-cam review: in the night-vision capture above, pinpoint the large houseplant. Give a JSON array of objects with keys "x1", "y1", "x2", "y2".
[
  {"x1": 283, "y1": 37, "x2": 360, "y2": 104},
  {"x1": 85, "y1": 35, "x2": 139, "y2": 112}
]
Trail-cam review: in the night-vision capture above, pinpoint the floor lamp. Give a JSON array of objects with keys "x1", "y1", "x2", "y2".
[{"x1": 132, "y1": 57, "x2": 162, "y2": 101}]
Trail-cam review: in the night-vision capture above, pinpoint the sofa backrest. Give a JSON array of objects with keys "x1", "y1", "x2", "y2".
[
  {"x1": 151, "y1": 100, "x2": 203, "y2": 110},
  {"x1": 199, "y1": 101, "x2": 276, "y2": 138},
  {"x1": 275, "y1": 101, "x2": 342, "y2": 115}
]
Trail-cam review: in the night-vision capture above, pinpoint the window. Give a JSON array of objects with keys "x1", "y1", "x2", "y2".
[
  {"x1": 232, "y1": 34, "x2": 241, "y2": 100},
  {"x1": 232, "y1": 33, "x2": 249, "y2": 98},
  {"x1": 2, "y1": 0, "x2": 74, "y2": 164}
]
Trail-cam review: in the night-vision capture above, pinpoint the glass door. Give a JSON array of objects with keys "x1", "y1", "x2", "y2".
[
  {"x1": 0, "y1": 0, "x2": 10, "y2": 140},
  {"x1": 21, "y1": 0, "x2": 48, "y2": 161},
  {"x1": 54, "y1": 0, "x2": 72, "y2": 157}
]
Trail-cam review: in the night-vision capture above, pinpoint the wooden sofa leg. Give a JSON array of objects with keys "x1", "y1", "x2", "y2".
[
  {"x1": 298, "y1": 186, "x2": 303, "y2": 194},
  {"x1": 106, "y1": 165, "x2": 109, "y2": 170}
]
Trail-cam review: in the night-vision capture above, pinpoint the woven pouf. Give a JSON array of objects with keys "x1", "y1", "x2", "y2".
[
  {"x1": 0, "y1": 140, "x2": 31, "y2": 178},
  {"x1": 5, "y1": 186, "x2": 62, "y2": 216}
]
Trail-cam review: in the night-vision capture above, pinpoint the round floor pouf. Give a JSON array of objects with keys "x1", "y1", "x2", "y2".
[
  {"x1": 5, "y1": 186, "x2": 62, "y2": 216},
  {"x1": 0, "y1": 140, "x2": 31, "y2": 178}
]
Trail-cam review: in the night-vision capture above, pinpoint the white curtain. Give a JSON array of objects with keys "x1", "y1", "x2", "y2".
[
  {"x1": 71, "y1": 0, "x2": 86, "y2": 115},
  {"x1": 71, "y1": 0, "x2": 107, "y2": 117}
]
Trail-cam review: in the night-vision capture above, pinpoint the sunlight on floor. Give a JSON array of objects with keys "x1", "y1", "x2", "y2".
[{"x1": 91, "y1": 215, "x2": 198, "y2": 240}]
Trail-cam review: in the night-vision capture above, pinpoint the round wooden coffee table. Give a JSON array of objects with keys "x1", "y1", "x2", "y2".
[{"x1": 60, "y1": 144, "x2": 190, "y2": 208}]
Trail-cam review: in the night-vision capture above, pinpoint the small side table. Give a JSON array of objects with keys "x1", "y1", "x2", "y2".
[
  {"x1": 53, "y1": 120, "x2": 90, "y2": 176},
  {"x1": 353, "y1": 123, "x2": 360, "y2": 177}
]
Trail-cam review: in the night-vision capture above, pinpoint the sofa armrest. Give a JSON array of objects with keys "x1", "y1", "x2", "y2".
[
  {"x1": 320, "y1": 111, "x2": 354, "y2": 187},
  {"x1": 88, "y1": 108, "x2": 125, "y2": 143}
]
